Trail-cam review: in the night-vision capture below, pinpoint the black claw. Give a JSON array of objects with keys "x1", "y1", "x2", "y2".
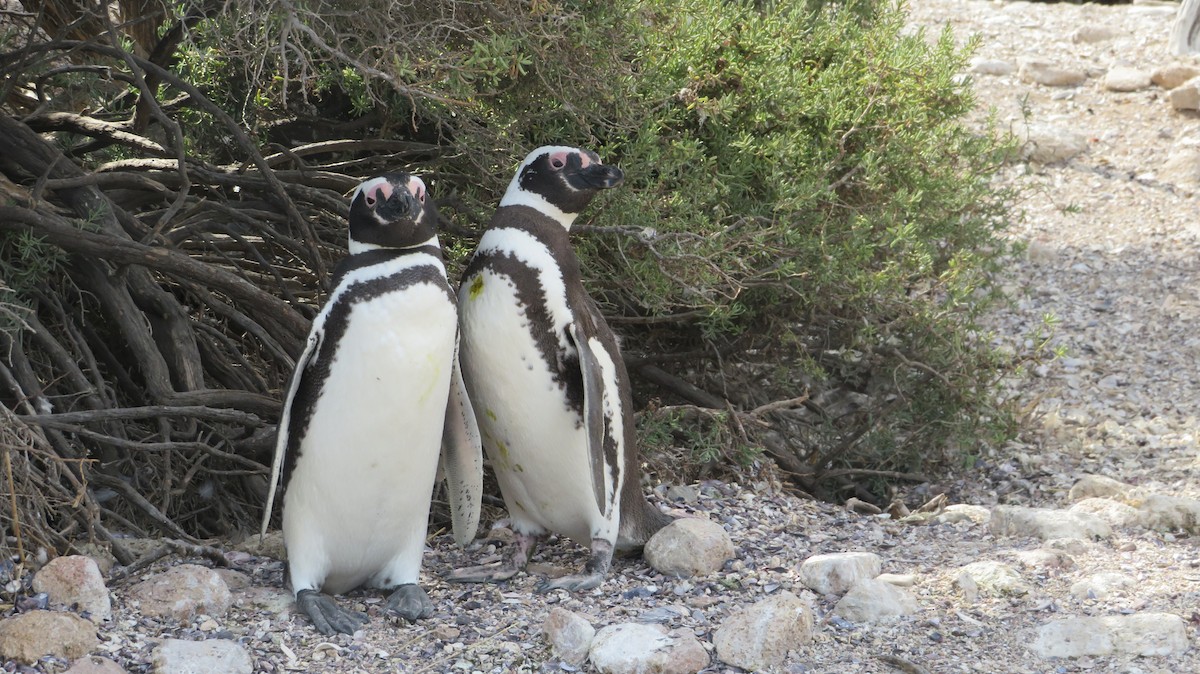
[
  {"x1": 384, "y1": 584, "x2": 433, "y2": 622},
  {"x1": 296, "y1": 589, "x2": 369, "y2": 635}
]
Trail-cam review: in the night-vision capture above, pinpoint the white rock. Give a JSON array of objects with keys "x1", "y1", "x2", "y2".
[
  {"x1": 1103, "y1": 67, "x2": 1152, "y2": 92},
  {"x1": 644, "y1": 518, "x2": 734, "y2": 578},
  {"x1": 1018, "y1": 60, "x2": 1087, "y2": 87},
  {"x1": 798, "y1": 552, "x2": 881, "y2": 595},
  {"x1": 589, "y1": 623, "x2": 709, "y2": 674},
  {"x1": 1019, "y1": 125, "x2": 1088, "y2": 164},
  {"x1": 957, "y1": 561, "x2": 1029, "y2": 596},
  {"x1": 1033, "y1": 613, "x2": 1188, "y2": 658},
  {"x1": 1011, "y1": 549, "x2": 1074, "y2": 571},
  {"x1": 150, "y1": 638, "x2": 253, "y2": 674},
  {"x1": 127, "y1": 564, "x2": 233, "y2": 620},
  {"x1": 1127, "y1": 491, "x2": 1200, "y2": 533},
  {"x1": 1069, "y1": 498, "x2": 1141, "y2": 528},
  {"x1": 933, "y1": 504, "x2": 990, "y2": 525},
  {"x1": 1159, "y1": 150, "x2": 1200, "y2": 189},
  {"x1": 1067, "y1": 475, "x2": 1132, "y2": 502},
  {"x1": 876, "y1": 573, "x2": 918, "y2": 587},
  {"x1": 970, "y1": 58, "x2": 1015, "y2": 76},
  {"x1": 542, "y1": 607, "x2": 594, "y2": 666},
  {"x1": 713, "y1": 591, "x2": 813, "y2": 670},
  {"x1": 1167, "y1": 77, "x2": 1200, "y2": 110},
  {"x1": 989, "y1": 505, "x2": 1111, "y2": 541},
  {"x1": 1152, "y1": 63, "x2": 1200, "y2": 90},
  {"x1": 1069, "y1": 571, "x2": 1135, "y2": 600},
  {"x1": 832, "y1": 578, "x2": 919, "y2": 622},
  {"x1": 32, "y1": 555, "x2": 111, "y2": 621}
]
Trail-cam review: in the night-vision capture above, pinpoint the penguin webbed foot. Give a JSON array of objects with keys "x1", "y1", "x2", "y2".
[
  {"x1": 536, "y1": 537, "x2": 613, "y2": 594},
  {"x1": 296, "y1": 589, "x2": 368, "y2": 636},
  {"x1": 384, "y1": 583, "x2": 433, "y2": 622}
]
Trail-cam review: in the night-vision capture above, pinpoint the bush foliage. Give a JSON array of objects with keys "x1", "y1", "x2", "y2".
[{"x1": 0, "y1": 0, "x2": 1015, "y2": 550}]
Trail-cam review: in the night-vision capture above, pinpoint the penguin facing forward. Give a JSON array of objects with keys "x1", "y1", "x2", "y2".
[
  {"x1": 262, "y1": 172, "x2": 483, "y2": 634},
  {"x1": 451, "y1": 146, "x2": 673, "y2": 593}
]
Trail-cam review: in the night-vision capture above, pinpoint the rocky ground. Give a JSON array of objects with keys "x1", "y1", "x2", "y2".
[{"x1": 5, "y1": 0, "x2": 1200, "y2": 672}]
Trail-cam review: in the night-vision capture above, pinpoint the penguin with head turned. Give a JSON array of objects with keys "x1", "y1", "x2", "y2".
[
  {"x1": 451, "y1": 146, "x2": 673, "y2": 592},
  {"x1": 262, "y1": 172, "x2": 483, "y2": 634}
]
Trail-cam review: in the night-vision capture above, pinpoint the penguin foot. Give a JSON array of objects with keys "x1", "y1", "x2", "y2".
[
  {"x1": 296, "y1": 589, "x2": 368, "y2": 636},
  {"x1": 384, "y1": 583, "x2": 433, "y2": 622},
  {"x1": 445, "y1": 562, "x2": 522, "y2": 584},
  {"x1": 535, "y1": 571, "x2": 605, "y2": 594}
]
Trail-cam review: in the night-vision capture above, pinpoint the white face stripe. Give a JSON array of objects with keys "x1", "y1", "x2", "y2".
[
  {"x1": 498, "y1": 145, "x2": 595, "y2": 230},
  {"x1": 475, "y1": 226, "x2": 574, "y2": 331},
  {"x1": 351, "y1": 176, "x2": 390, "y2": 204}
]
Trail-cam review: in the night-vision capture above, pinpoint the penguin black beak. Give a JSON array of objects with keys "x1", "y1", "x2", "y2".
[
  {"x1": 374, "y1": 183, "x2": 423, "y2": 222},
  {"x1": 577, "y1": 164, "x2": 624, "y2": 190}
]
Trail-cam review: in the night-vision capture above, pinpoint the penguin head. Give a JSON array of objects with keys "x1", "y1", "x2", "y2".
[
  {"x1": 499, "y1": 146, "x2": 624, "y2": 228},
  {"x1": 347, "y1": 172, "x2": 437, "y2": 253}
]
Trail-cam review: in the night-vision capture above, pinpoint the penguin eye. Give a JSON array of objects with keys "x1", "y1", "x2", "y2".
[
  {"x1": 551, "y1": 157, "x2": 565, "y2": 169},
  {"x1": 365, "y1": 194, "x2": 376, "y2": 206}
]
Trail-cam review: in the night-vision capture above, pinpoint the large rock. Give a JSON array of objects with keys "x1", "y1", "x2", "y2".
[
  {"x1": 127, "y1": 564, "x2": 233, "y2": 620},
  {"x1": 1069, "y1": 572, "x2": 1135, "y2": 600},
  {"x1": 1103, "y1": 67, "x2": 1151, "y2": 92},
  {"x1": 644, "y1": 518, "x2": 734, "y2": 578},
  {"x1": 1168, "y1": 76, "x2": 1200, "y2": 110},
  {"x1": 1069, "y1": 498, "x2": 1140, "y2": 528},
  {"x1": 1019, "y1": 125, "x2": 1088, "y2": 164},
  {"x1": 969, "y1": 58, "x2": 1015, "y2": 76},
  {"x1": 589, "y1": 623, "x2": 708, "y2": 674},
  {"x1": 150, "y1": 638, "x2": 253, "y2": 674},
  {"x1": 713, "y1": 591, "x2": 813, "y2": 671},
  {"x1": 833, "y1": 578, "x2": 919, "y2": 623},
  {"x1": 65, "y1": 656, "x2": 128, "y2": 674},
  {"x1": 1018, "y1": 60, "x2": 1087, "y2": 87},
  {"x1": 1128, "y1": 491, "x2": 1200, "y2": 533},
  {"x1": 542, "y1": 607, "x2": 594, "y2": 666},
  {"x1": 1067, "y1": 475, "x2": 1131, "y2": 502},
  {"x1": 33, "y1": 556, "x2": 111, "y2": 622},
  {"x1": 798, "y1": 552, "x2": 881, "y2": 595},
  {"x1": 1152, "y1": 63, "x2": 1200, "y2": 90},
  {"x1": 933, "y1": 504, "x2": 990, "y2": 526},
  {"x1": 989, "y1": 506, "x2": 1110, "y2": 541},
  {"x1": 1032, "y1": 613, "x2": 1188, "y2": 658},
  {"x1": 1159, "y1": 150, "x2": 1200, "y2": 189},
  {"x1": 0, "y1": 610, "x2": 98, "y2": 664},
  {"x1": 957, "y1": 561, "x2": 1029, "y2": 596}
]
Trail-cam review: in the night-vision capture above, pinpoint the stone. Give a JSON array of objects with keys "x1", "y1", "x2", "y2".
[
  {"x1": 713, "y1": 591, "x2": 813, "y2": 671},
  {"x1": 969, "y1": 58, "x2": 1015, "y2": 76},
  {"x1": 1159, "y1": 150, "x2": 1200, "y2": 189},
  {"x1": 832, "y1": 578, "x2": 919, "y2": 623},
  {"x1": 0, "y1": 610, "x2": 98, "y2": 664},
  {"x1": 542, "y1": 607, "x2": 595, "y2": 666},
  {"x1": 231, "y1": 586, "x2": 294, "y2": 616},
  {"x1": 798, "y1": 552, "x2": 881, "y2": 595},
  {"x1": 957, "y1": 561, "x2": 1029, "y2": 596},
  {"x1": 1011, "y1": 549, "x2": 1074, "y2": 571},
  {"x1": 876, "y1": 573, "x2": 917, "y2": 587},
  {"x1": 989, "y1": 505, "x2": 1110, "y2": 541},
  {"x1": 955, "y1": 571, "x2": 979, "y2": 604},
  {"x1": 933, "y1": 504, "x2": 990, "y2": 525},
  {"x1": 1033, "y1": 613, "x2": 1188, "y2": 658},
  {"x1": 1127, "y1": 491, "x2": 1200, "y2": 533},
  {"x1": 214, "y1": 569, "x2": 251, "y2": 592},
  {"x1": 150, "y1": 638, "x2": 253, "y2": 674},
  {"x1": 1069, "y1": 571, "x2": 1135, "y2": 600},
  {"x1": 1071, "y1": 26, "x2": 1118, "y2": 43},
  {"x1": 65, "y1": 656, "x2": 127, "y2": 674},
  {"x1": 1103, "y1": 67, "x2": 1152, "y2": 92},
  {"x1": 233, "y1": 531, "x2": 285, "y2": 561},
  {"x1": 1167, "y1": 77, "x2": 1200, "y2": 110},
  {"x1": 589, "y1": 623, "x2": 709, "y2": 674},
  {"x1": 1069, "y1": 498, "x2": 1140, "y2": 528},
  {"x1": 644, "y1": 518, "x2": 734, "y2": 578},
  {"x1": 1152, "y1": 63, "x2": 1200, "y2": 90},
  {"x1": 32, "y1": 555, "x2": 111, "y2": 621},
  {"x1": 1018, "y1": 60, "x2": 1087, "y2": 87},
  {"x1": 1019, "y1": 125, "x2": 1088, "y2": 164},
  {"x1": 127, "y1": 564, "x2": 233, "y2": 620}
]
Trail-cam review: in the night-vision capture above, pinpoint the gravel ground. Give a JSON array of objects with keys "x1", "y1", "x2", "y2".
[{"x1": 42, "y1": 2, "x2": 1200, "y2": 673}]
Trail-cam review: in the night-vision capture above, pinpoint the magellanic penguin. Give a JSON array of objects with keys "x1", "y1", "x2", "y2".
[
  {"x1": 261, "y1": 172, "x2": 483, "y2": 634},
  {"x1": 451, "y1": 146, "x2": 673, "y2": 593}
]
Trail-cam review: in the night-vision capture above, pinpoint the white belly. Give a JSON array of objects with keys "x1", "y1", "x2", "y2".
[
  {"x1": 460, "y1": 270, "x2": 602, "y2": 545},
  {"x1": 284, "y1": 283, "x2": 456, "y2": 594}
]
